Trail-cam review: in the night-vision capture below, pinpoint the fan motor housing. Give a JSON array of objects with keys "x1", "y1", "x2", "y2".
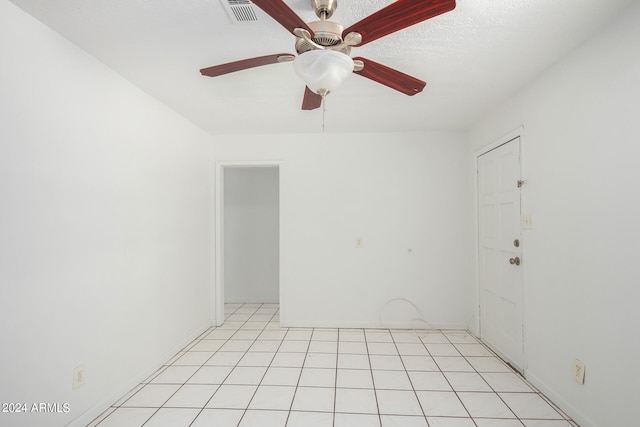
[{"x1": 295, "y1": 20, "x2": 351, "y2": 55}]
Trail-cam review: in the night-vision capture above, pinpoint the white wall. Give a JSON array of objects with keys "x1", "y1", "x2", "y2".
[
  {"x1": 213, "y1": 131, "x2": 473, "y2": 329},
  {"x1": 0, "y1": 2, "x2": 212, "y2": 426},
  {"x1": 468, "y1": 3, "x2": 640, "y2": 426},
  {"x1": 224, "y1": 167, "x2": 279, "y2": 303}
]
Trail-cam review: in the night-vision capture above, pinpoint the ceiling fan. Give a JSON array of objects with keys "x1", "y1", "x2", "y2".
[{"x1": 200, "y1": 0, "x2": 456, "y2": 110}]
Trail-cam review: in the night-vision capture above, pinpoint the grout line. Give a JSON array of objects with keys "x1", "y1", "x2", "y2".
[
  {"x1": 187, "y1": 302, "x2": 255, "y2": 426},
  {"x1": 237, "y1": 303, "x2": 286, "y2": 426},
  {"x1": 97, "y1": 305, "x2": 578, "y2": 427},
  {"x1": 187, "y1": 302, "x2": 274, "y2": 426},
  {"x1": 363, "y1": 328, "x2": 384, "y2": 427},
  {"x1": 284, "y1": 323, "x2": 313, "y2": 426},
  {"x1": 437, "y1": 333, "x2": 480, "y2": 426},
  {"x1": 441, "y1": 332, "x2": 560, "y2": 425},
  {"x1": 390, "y1": 327, "x2": 433, "y2": 426},
  {"x1": 331, "y1": 328, "x2": 338, "y2": 427}
]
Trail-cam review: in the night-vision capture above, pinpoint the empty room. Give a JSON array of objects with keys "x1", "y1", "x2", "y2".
[{"x1": 1, "y1": 1, "x2": 638, "y2": 426}]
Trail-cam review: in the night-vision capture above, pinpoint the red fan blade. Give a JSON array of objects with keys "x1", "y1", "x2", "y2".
[
  {"x1": 343, "y1": 0, "x2": 456, "y2": 46},
  {"x1": 200, "y1": 53, "x2": 294, "y2": 77},
  {"x1": 302, "y1": 86, "x2": 323, "y2": 110},
  {"x1": 251, "y1": 0, "x2": 315, "y2": 37},
  {"x1": 353, "y1": 57, "x2": 426, "y2": 96}
]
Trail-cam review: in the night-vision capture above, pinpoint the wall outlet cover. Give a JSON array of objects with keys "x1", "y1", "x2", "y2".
[
  {"x1": 572, "y1": 359, "x2": 585, "y2": 384},
  {"x1": 73, "y1": 365, "x2": 86, "y2": 389}
]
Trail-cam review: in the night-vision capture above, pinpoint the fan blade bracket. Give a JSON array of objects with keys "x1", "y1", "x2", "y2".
[
  {"x1": 353, "y1": 59, "x2": 364, "y2": 72},
  {"x1": 293, "y1": 28, "x2": 310, "y2": 39},
  {"x1": 277, "y1": 54, "x2": 295, "y2": 63},
  {"x1": 343, "y1": 32, "x2": 362, "y2": 47}
]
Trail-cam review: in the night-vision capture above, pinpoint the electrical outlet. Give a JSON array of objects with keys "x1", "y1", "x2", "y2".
[
  {"x1": 355, "y1": 237, "x2": 363, "y2": 248},
  {"x1": 73, "y1": 365, "x2": 86, "y2": 389},
  {"x1": 572, "y1": 359, "x2": 585, "y2": 384}
]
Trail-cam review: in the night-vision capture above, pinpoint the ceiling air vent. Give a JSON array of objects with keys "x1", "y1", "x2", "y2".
[{"x1": 221, "y1": 0, "x2": 264, "y2": 23}]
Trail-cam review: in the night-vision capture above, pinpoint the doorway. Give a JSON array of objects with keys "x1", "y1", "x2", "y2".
[
  {"x1": 477, "y1": 136, "x2": 524, "y2": 371},
  {"x1": 215, "y1": 163, "x2": 280, "y2": 325}
]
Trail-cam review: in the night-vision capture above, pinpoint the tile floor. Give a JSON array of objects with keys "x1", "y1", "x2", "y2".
[{"x1": 90, "y1": 303, "x2": 578, "y2": 427}]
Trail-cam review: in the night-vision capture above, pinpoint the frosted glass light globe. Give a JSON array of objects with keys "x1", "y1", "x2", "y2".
[{"x1": 294, "y1": 50, "x2": 354, "y2": 95}]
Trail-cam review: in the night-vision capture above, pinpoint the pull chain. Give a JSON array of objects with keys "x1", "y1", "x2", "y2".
[{"x1": 322, "y1": 93, "x2": 327, "y2": 133}]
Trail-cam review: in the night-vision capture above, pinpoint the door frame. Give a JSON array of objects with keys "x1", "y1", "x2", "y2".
[
  {"x1": 472, "y1": 127, "x2": 527, "y2": 371},
  {"x1": 214, "y1": 160, "x2": 282, "y2": 326}
]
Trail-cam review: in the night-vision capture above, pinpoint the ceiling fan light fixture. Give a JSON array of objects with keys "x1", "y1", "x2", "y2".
[{"x1": 293, "y1": 49, "x2": 354, "y2": 96}]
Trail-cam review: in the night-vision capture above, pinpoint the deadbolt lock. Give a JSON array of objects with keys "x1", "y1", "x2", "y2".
[{"x1": 513, "y1": 239, "x2": 520, "y2": 247}]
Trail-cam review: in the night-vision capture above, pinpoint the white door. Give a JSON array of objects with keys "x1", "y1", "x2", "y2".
[{"x1": 478, "y1": 137, "x2": 524, "y2": 370}]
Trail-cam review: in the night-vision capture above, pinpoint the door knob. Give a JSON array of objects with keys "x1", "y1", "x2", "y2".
[{"x1": 509, "y1": 257, "x2": 521, "y2": 266}]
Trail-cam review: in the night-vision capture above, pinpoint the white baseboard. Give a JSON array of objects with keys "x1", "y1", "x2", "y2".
[
  {"x1": 524, "y1": 369, "x2": 594, "y2": 427},
  {"x1": 225, "y1": 297, "x2": 280, "y2": 304},
  {"x1": 67, "y1": 320, "x2": 212, "y2": 427},
  {"x1": 281, "y1": 319, "x2": 468, "y2": 330}
]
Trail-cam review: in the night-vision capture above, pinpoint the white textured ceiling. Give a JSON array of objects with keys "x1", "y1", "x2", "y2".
[{"x1": 8, "y1": 0, "x2": 635, "y2": 135}]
